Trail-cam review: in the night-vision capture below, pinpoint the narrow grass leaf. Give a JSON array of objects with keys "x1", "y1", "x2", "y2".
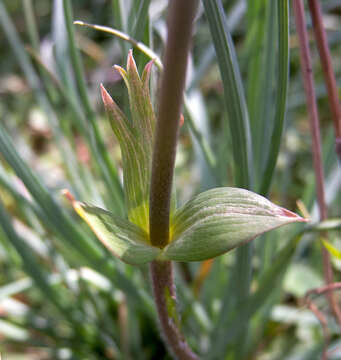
[
  {"x1": 0, "y1": 124, "x2": 103, "y2": 261},
  {"x1": 133, "y1": 0, "x2": 151, "y2": 41},
  {"x1": 260, "y1": 0, "x2": 290, "y2": 195},
  {"x1": 62, "y1": 0, "x2": 124, "y2": 214},
  {"x1": 202, "y1": 0, "x2": 255, "y2": 322},
  {"x1": 202, "y1": 0, "x2": 253, "y2": 189},
  {"x1": 0, "y1": 197, "x2": 68, "y2": 315},
  {"x1": 0, "y1": 125, "x2": 152, "y2": 315},
  {"x1": 250, "y1": 1, "x2": 277, "y2": 186},
  {"x1": 207, "y1": 234, "x2": 300, "y2": 359}
]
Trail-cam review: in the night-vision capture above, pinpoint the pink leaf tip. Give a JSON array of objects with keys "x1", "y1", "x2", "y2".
[
  {"x1": 278, "y1": 206, "x2": 309, "y2": 222},
  {"x1": 100, "y1": 83, "x2": 114, "y2": 107},
  {"x1": 127, "y1": 49, "x2": 137, "y2": 74},
  {"x1": 61, "y1": 189, "x2": 76, "y2": 204}
]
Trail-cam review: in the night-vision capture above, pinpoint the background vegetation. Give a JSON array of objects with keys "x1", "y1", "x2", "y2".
[{"x1": 0, "y1": 0, "x2": 341, "y2": 359}]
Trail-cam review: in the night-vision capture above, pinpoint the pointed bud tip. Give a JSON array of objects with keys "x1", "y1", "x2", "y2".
[
  {"x1": 127, "y1": 49, "x2": 137, "y2": 72},
  {"x1": 144, "y1": 58, "x2": 155, "y2": 73},
  {"x1": 100, "y1": 84, "x2": 113, "y2": 106},
  {"x1": 113, "y1": 64, "x2": 127, "y2": 78},
  {"x1": 279, "y1": 207, "x2": 309, "y2": 222},
  {"x1": 61, "y1": 189, "x2": 75, "y2": 203}
]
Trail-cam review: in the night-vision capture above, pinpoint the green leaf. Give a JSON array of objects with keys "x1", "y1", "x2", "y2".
[
  {"x1": 260, "y1": 0, "x2": 290, "y2": 195},
  {"x1": 207, "y1": 233, "x2": 301, "y2": 359},
  {"x1": 101, "y1": 51, "x2": 156, "y2": 232},
  {"x1": 202, "y1": 0, "x2": 253, "y2": 189},
  {"x1": 322, "y1": 239, "x2": 341, "y2": 260},
  {"x1": 162, "y1": 187, "x2": 305, "y2": 262},
  {"x1": 202, "y1": 0, "x2": 255, "y2": 321},
  {"x1": 68, "y1": 194, "x2": 160, "y2": 265},
  {"x1": 0, "y1": 196, "x2": 68, "y2": 316}
]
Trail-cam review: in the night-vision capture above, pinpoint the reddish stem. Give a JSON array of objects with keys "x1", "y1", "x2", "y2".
[
  {"x1": 148, "y1": 0, "x2": 199, "y2": 356},
  {"x1": 305, "y1": 297, "x2": 329, "y2": 359},
  {"x1": 306, "y1": 282, "x2": 341, "y2": 298},
  {"x1": 292, "y1": 0, "x2": 341, "y2": 337},
  {"x1": 149, "y1": 0, "x2": 198, "y2": 248},
  {"x1": 308, "y1": 0, "x2": 341, "y2": 141},
  {"x1": 150, "y1": 261, "x2": 198, "y2": 360}
]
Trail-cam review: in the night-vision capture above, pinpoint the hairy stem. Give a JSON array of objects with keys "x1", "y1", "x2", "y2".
[
  {"x1": 150, "y1": 261, "x2": 198, "y2": 360},
  {"x1": 308, "y1": 0, "x2": 341, "y2": 163},
  {"x1": 292, "y1": 0, "x2": 341, "y2": 339},
  {"x1": 149, "y1": 0, "x2": 198, "y2": 248},
  {"x1": 148, "y1": 0, "x2": 199, "y2": 358}
]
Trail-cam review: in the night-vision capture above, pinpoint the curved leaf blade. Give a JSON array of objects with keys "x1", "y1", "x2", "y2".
[
  {"x1": 65, "y1": 192, "x2": 160, "y2": 265},
  {"x1": 162, "y1": 187, "x2": 306, "y2": 262}
]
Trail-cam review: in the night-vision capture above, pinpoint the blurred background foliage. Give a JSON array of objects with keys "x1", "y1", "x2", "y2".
[{"x1": 0, "y1": 0, "x2": 341, "y2": 359}]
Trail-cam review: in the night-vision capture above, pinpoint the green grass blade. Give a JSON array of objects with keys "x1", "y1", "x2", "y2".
[
  {"x1": 0, "y1": 1, "x2": 91, "y2": 197},
  {"x1": 62, "y1": 0, "x2": 124, "y2": 215},
  {"x1": 23, "y1": 0, "x2": 57, "y2": 100},
  {"x1": 207, "y1": 234, "x2": 300, "y2": 359},
  {"x1": 260, "y1": 0, "x2": 290, "y2": 196},
  {"x1": 26, "y1": 47, "x2": 118, "y2": 207},
  {"x1": 245, "y1": 0, "x2": 266, "y2": 182},
  {"x1": 0, "y1": 165, "x2": 51, "y2": 228},
  {"x1": 190, "y1": 0, "x2": 247, "y2": 92},
  {"x1": 0, "y1": 196, "x2": 68, "y2": 315},
  {"x1": 230, "y1": 2, "x2": 289, "y2": 354},
  {"x1": 0, "y1": 124, "x2": 102, "y2": 261},
  {"x1": 249, "y1": 1, "x2": 277, "y2": 188},
  {"x1": 0, "y1": 125, "x2": 153, "y2": 314},
  {"x1": 23, "y1": 0, "x2": 40, "y2": 51},
  {"x1": 133, "y1": 0, "x2": 151, "y2": 41},
  {"x1": 112, "y1": 0, "x2": 127, "y2": 31},
  {"x1": 0, "y1": 1, "x2": 41, "y2": 97},
  {"x1": 202, "y1": 0, "x2": 253, "y2": 189},
  {"x1": 202, "y1": 1, "x2": 255, "y2": 347}
]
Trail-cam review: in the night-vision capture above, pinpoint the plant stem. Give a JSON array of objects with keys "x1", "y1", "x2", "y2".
[
  {"x1": 308, "y1": 0, "x2": 341, "y2": 145},
  {"x1": 292, "y1": 0, "x2": 341, "y2": 336},
  {"x1": 150, "y1": 261, "x2": 198, "y2": 360},
  {"x1": 148, "y1": 0, "x2": 198, "y2": 358},
  {"x1": 149, "y1": 0, "x2": 198, "y2": 248}
]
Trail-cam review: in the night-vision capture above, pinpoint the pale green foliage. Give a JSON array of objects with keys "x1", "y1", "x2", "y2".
[
  {"x1": 72, "y1": 186, "x2": 304, "y2": 263},
  {"x1": 72, "y1": 201, "x2": 160, "y2": 265},
  {"x1": 101, "y1": 50, "x2": 155, "y2": 233},
  {"x1": 162, "y1": 187, "x2": 304, "y2": 261},
  {"x1": 79, "y1": 53, "x2": 305, "y2": 264}
]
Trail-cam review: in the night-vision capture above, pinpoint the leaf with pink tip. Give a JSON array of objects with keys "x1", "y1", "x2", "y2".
[
  {"x1": 101, "y1": 84, "x2": 150, "y2": 232},
  {"x1": 141, "y1": 59, "x2": 155, "y2": 92},
  {"x1": 161, "y1": 187, "x2": 306, "y2": 262}
]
